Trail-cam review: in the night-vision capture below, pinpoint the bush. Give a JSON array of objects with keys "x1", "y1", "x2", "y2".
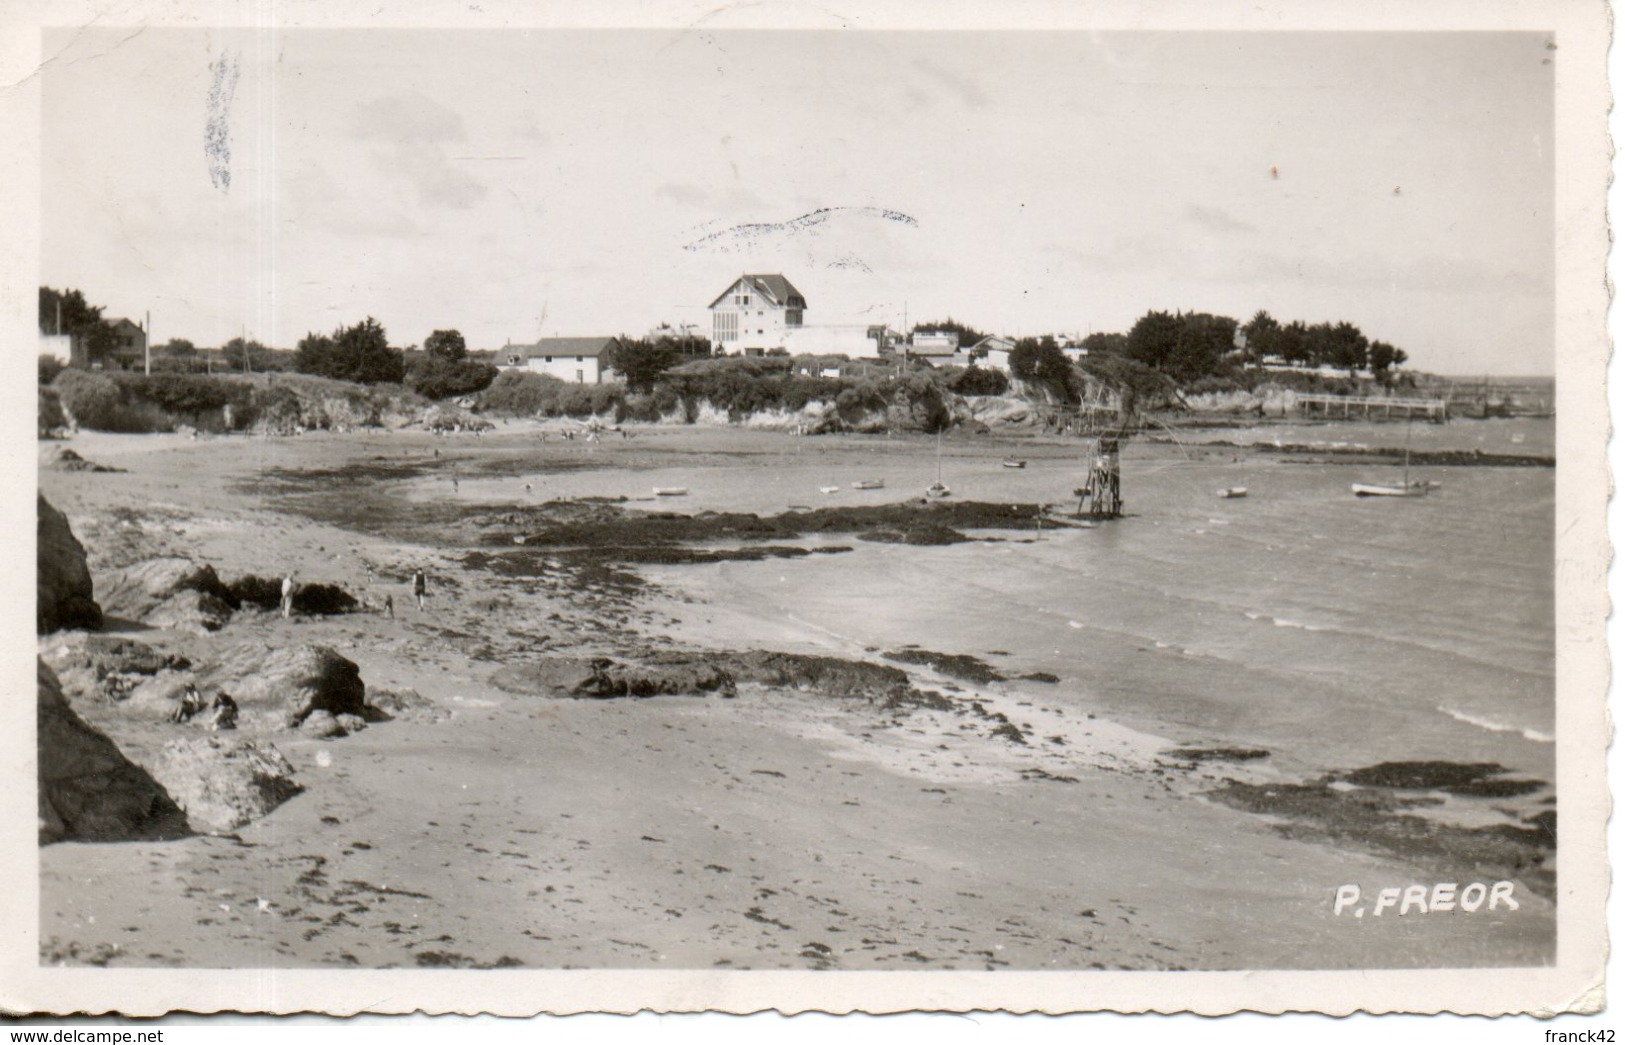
[
  {"x1": 477, "y1": 370, "x2": 625, "y2": 419},
  {"x1": 407, "y1": 356, "x2": 499, "y2": 400},
  {"x1": 39, "y1": 387, "x2": 66, "y2": 435},
  {"x1": 948, "y1": 365, "x2": 1009, "y2": 397},
  {"x1": 479, "y1": 370, "x2": 564, "y2": 416},
  {"x1": 52, "y1": 369, "x2": 171, "y2": 433},
  {"x1": 39, "y1": 355, "x2": 64, "y2": 385}
]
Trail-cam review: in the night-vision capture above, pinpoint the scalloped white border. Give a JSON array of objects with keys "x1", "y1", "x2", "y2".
[{"x1": 0, "y1": 0, "x2": 1608, "y2": 1019}]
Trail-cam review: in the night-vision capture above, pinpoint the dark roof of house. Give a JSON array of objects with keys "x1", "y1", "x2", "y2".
[
  {"x1": 908, "y1": 343, "x2": 963, "y2": 357},
  {"x1": 509, "y1": 336, "x2": 621, "y2": 359},
  {"x1": 970, "y1": 336, "x2": 1015, "y2": 351},
  {"x1": 709, "y1": 274, "x2": 807, "y2": 309},
  {"x1": 104, "y1": 317, "x2": 144, "y2": 332}
]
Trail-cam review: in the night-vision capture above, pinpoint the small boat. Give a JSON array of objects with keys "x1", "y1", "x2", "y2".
[
  {"x1": 1002, "y1": 459, "x2": 1027, "y2": 469},
  {"x1": 1354, "y1": 417, "x2": 1430, "y2": 499},
  {"x1": 819, "y1": 485, "x2": 841, "y2": 495},
  {"x1": 786, "y1": 503, "x2": 813, "y2": 511},
  {"x1": 926, "y1": 481, "x2": 951, "y2": 499},
  {"x1": 653, "y1": 486, "x2": 689, "y2": 497},
  {"x1": 1351, "y1": 482, "x2": 1426, "y2": 498},
  {"x1": 1216, "y1": 487, "x2": 1248, "y2": 499},
  {"x1": 852, "y1": 479, "x2": 885, "y2": 490}
]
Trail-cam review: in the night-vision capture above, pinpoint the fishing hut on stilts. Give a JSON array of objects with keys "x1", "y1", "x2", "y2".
[{"x1": 1073, "y1": 435, "x2": 1123, "y2": 519}]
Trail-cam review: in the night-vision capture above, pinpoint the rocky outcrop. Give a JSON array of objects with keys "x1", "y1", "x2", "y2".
[
  {"x1": 226, "y1": 574, "x2": 359, "y2": 615},
  {"x1": 207, "y1": 643, "x2": 368, "y2": 726},
  {"x1": 298, "y1": 710, "x2": 370, "y2": 739},
  {"x1": 41, "y1": 447, "x2": 122, "y2": 473},
  {"x1": 491, "y1": 649, "x2": 915, "y2": 703},
  {"x1": 147, "y1": 736, "x2": 302, "y2": 834},
  {"x1": 38, "y1": 496, "x2": 103, "y2": 633},
  {"x1": 39, "y1": 632, "x2": 191, "y2": 705},
  {"x1": 37, "y1": 660, "x2": 189, "y2": 844},
  {"x1": 146, "y1": 590, "x2": 235, "y2": 635},
  {"x1": 725, "y1": 650, "x2": 912, "y2": 700},
  {"x1": 98, "y1": 557, "x2": 234, "y2": 622},
  {"x1": 490, "y1": 655, "x2": 736, "y2": 699}
]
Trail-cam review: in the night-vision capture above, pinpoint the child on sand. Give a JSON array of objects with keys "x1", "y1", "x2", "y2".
[
  {"x1": 413, "y1": 569, "x2": 427, "y2": 611},
  {"x1": 383, "y1": 594, "x2": 394, "y2": 618}
]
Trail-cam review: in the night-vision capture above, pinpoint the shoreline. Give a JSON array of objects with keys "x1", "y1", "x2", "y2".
[{"x1": 36, "y1": 422, "x2": 1556, "y2": 969}]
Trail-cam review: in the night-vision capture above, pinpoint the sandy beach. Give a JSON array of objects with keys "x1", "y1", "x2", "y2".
[{"x1": 36, "y1": 421, "x2": 1556, "y2": 971}]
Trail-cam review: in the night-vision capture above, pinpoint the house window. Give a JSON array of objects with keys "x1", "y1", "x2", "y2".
[
  {"x1": 714, "y1": 312, "x2": 738, "y2": 342},
  {"x1": 575, "y1": 356, "x2": 583, "y2": 362},
  {"x1": 576, "y1": 369, "x2": 584, "y2": 383},
  {"x1": 544, "y1": 355, "x2": 554, "y2": 363}
]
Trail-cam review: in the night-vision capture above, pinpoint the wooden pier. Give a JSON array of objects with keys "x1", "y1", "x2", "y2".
[{"x1": 1295, "y1": 394, "x2": 1448, "y2": 423}]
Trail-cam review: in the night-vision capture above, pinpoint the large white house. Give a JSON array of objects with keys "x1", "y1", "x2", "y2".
[
  {"x1": 708, "y1": 274, "x2": 807, "y2": 354},
  {"x1": 498, "y1": 336, "x2": 623, "y2": 384}
]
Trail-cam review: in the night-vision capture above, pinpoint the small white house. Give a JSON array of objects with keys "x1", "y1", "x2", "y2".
[
  {"x1": 499, "y1": 336, "x2": 623, "y2": 384},
  {"x1": 969, "y1": 335, "x2": 1016, "y2": 373}
]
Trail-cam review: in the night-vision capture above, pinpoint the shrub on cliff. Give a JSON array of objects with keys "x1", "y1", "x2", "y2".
[
  {"x1": 948, "y1": 365, "x2": 1009, "y2": 397},
  {"x1": 478, "y1": 370, "x2": 626, "y2": 419},
  {"x1": 52, "y1": 370, "x2": 170, "y2": 433}
]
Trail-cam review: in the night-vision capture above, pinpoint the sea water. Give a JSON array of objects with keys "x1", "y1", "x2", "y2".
[{"x1": 635, "y1": 425, "x2": 1556, "y2": 785}]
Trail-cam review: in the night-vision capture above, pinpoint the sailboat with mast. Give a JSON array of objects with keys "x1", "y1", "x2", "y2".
[
  {"x1": 1351, "y1": 415, "x2": 1433, "y2": 498},
  {"x1": 926, "y1": 429, "x2": 951, "y2": 498}
]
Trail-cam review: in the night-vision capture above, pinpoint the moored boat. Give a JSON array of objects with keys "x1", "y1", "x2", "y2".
[
  {"x1": 1351, "y1": 482, "x2": 1426, "y2": 498},
  {"x1": 1216, "y1": 487, "x2": 1248, "y2": 499},
  {"x1": 852, "y1": 479, "x2": 885, "y2": 490},
  {"x1": 926, "y1": 481, "x2": 951, "y2": 499},
  {"x1": 1002, "y1": 459, "x2": 1027, "y2": 469},
  {"x1": 653, "y1": 486, "x2": 689, "y2": 497}
]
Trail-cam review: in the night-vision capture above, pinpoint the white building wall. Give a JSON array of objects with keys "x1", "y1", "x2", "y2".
[
  {"x1": 39, "y1": 334, "x2": 73, "y2": 362},
  {"x1": 525, "y1": 355, "x2": 605, "y2": 384},
  {"x1": 783, "y1": 325, "x2": 879, "y2": 358},
  {"x1": 981, "y1": 348, "x2": 1012, "y2": 373}
]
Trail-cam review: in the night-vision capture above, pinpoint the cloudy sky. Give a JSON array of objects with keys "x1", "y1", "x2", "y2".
[{"x1": 41, "y1": 27, "x2": 1554, "y2": 373}]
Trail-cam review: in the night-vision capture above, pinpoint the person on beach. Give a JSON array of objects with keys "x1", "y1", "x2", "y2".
[
  {"x1": 209, "y1": 692, "x2": 238, "y2": 732},
  {"x1": 383, "y1": 593, "x2": 395, "y2": 618},
  {"x1": 170, "y1": 683, "x2": 206, "y2": 724},
  {"x1": 413, "y1": 569, "x2": 427, "y2": 611},
  {"x1": 281, "y1": 574, "x2": 297, "y2": 618}
]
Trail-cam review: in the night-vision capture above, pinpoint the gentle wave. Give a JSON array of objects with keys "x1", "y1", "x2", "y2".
[
  {"x1": 1438, "y1": 705, "x2": 1555, "y2": 744},
  {"x1": 1243, "y1": 610, "x2": 1331, "y2": 633}
]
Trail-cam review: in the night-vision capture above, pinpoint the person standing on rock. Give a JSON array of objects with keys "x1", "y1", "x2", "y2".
[
  {"x1": 413, "y1": 569, "x2": 427, "y2": 611},
  {"x1": 281, "y1": 573, "x2": 297, "y2": 618}
]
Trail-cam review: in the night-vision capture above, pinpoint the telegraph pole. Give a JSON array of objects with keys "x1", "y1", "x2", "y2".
[{"x1": 144, "y1": 310, "x2": 151, "y2": 375}]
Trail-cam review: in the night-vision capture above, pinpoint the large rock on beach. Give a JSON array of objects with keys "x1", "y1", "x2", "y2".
[
  {"x1": 37, "y1": 660, "x2": 189, "y2": 845},
  {"x1": 725, "y1": 650, "x2": 913, "y2": 700},
  {"x1": 98, "y1": 557, "x2": 234, "y2": 622},
  {"x1": 37, "y1": 496, "x2": 103, "y2": 634},
  {"x1": 207, "y1": 642, "x2": 368, "y2": 726},
  {"x1": 39, "y1": 632, "x2": 191, "y2": 705},
  {"x1": 490, "y1": 654, "x2": 736, "y2": 699},
  {"x1": 491, "y1": 650, "x2": 916, "y2": 703},
  {"x1": 147, "y1": 736, "x2": 302, "y2": 834},
  {"x1": 146, "y1": 589, "x2": 235, "y2": 635}
]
